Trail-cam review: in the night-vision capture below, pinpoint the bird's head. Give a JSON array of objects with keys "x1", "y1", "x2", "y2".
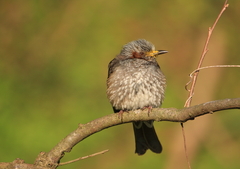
[{"x1": 119, "y1": 39, "x2": 167, "y2": 61}]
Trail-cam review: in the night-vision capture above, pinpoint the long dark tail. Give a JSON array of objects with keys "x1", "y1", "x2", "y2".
[{"x1": 133, "y1": 121, "x2": 162, "y2": 155}]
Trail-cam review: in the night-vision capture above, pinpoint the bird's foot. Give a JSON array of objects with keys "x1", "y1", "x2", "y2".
[
  {"x1": 117, "y1": 110, "x2": 128, "y2": 122},
  {"x1": 141, "y1": 106, "x2": 152, "y2": 117}
]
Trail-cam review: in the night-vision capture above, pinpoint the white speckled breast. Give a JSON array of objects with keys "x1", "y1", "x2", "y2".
[{"x1": 107, "y1": 58, "x2": 166, "y2": 111}]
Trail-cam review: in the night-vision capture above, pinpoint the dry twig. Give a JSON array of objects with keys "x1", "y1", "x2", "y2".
[
  {"x1": 184, "y1": 0, "x2": 229, "y2": 107},
  {"x1": 59, "y1": 149, "x2": 109, "y2": 166},
  {"x1": 182, "y1": 1, "x2": 229, "y2": 169}
]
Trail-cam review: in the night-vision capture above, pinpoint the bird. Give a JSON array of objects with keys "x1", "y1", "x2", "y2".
[{"x1": 106, "y1": 39, "x2": 167, "y2": 155}]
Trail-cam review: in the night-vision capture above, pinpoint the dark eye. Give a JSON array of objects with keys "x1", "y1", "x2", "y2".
[{"x1": 139, "y1": 52, "x2": 144, "y2": 56}]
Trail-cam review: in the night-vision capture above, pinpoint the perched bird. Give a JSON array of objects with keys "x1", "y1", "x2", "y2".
[{"x1": 107, "y1": 39, "x2": 167, "y2": 155}]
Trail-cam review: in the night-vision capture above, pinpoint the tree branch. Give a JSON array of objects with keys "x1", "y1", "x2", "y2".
[
  {"x1": 184, "y1": 0, "x2": 229, "y2": 107},
  {"x1": 34, "y1": 98, "x2": 240, "y2": 168},
  {"x1": 1, "y1": 98, "x2": 240, "y2": 169}
]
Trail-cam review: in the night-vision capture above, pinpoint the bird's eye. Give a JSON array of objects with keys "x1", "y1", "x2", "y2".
[{"x1": 139, "y1": 52, "x2": 144, "y2": 56}]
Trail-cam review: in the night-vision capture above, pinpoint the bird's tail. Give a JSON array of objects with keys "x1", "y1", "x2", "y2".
[{"x1": 133, "y1": 121, "x2": 162, "y2": 155}]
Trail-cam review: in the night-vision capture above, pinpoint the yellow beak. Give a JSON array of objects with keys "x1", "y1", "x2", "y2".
[{"x1": 146, "y1": 50, "x2": 168, "y2": 57}]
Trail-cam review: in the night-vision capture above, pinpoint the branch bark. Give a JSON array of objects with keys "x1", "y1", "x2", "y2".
[{"x1": 1, "y1": 98, "x2": 239, "y2": 169}]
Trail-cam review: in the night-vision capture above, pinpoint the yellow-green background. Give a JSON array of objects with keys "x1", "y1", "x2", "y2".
[{"x1": 0, "y1": 1, "x2": 240, "y2": 169}]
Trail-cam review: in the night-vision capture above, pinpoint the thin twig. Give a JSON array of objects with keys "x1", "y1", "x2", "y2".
[
  {"x1": 181, "y1": 123, "x2": 191, "y2": 169},
  {"x1": 189, "y1": 65, "x2": 240, "y2": 77},
  {"x1": 186, "y1": 65, "x2": 240, "y2": 90},
  {"x1": 182, "y1": 1, "x2": 229, "y2": 169},
  {"x1": 184, "y1": 0, "x2": 229, "y2": 107},
  {"x1": 59, "y1": 149, "x2": 109, "y2": 166},
  {"x1": 180, "y1": 121, "x2": 192, "y2": 169}
]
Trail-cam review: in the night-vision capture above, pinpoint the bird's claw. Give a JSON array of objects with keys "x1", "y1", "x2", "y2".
[{"x1": 141, "y1": 106, "x2": 152, "y2": 116}]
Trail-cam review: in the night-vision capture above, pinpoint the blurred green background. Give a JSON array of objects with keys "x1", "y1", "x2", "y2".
[{"x1": 0, "y1": 0, "x2": 240, "y2": 169}]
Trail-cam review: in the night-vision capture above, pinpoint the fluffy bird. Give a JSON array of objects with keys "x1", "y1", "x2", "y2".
[{"x1": 107, "y1": 39, "x2": 167, "y2": 155}]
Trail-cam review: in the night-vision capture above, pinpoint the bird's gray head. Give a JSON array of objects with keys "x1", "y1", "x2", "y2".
[{"x1": 119, "y1": 39, "x2": 167, "y2": 60}]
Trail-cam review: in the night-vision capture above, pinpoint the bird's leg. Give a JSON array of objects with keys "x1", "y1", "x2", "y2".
[
  {"x1": 141, "y1": 106, "x2": 152, "y2": 117},
  {"x1": 117, "y1": 110, "x2": 128, "y2": 122},
  {"x1": 147, "y1": 106, "x2": 152, "y2": 117}
]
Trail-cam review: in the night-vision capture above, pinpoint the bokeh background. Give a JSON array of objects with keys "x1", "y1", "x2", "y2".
[{"x1": 0, "y1": 0, "x2": 240, "y2": 169}]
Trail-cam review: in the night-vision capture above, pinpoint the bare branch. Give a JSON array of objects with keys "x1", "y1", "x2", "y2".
[
  {"x1": 189, "y1": 65, "x2": 240, "y2": 78},
  {"x1": 182, "y1": 1, "x2": 230, "y2": 168},
  {"x1": 184, "y1": 0, "x2": 229, "y2": 107},
  {"x1": 35, "y1": 98, "x2": 240, "y2": 168},
  {"x1": 1, "y1": 97, "x2": 239, "y2": 169},
  {"x1": 59, "y1": 149, "x2": 109, "y2": 166}
]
